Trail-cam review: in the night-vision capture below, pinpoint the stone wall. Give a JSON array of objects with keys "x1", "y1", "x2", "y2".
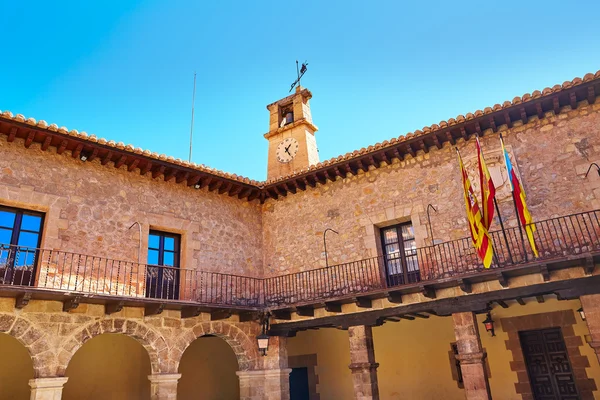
[
  {"x1": 262, "y1": 101, "x2": 600, "y2": 276},
  {"x1": 0, "y1": 135, "x2": 263, "y2": 279}
]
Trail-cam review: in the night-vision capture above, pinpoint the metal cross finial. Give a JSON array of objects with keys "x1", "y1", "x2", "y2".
[{"x1": 289, "y1": 60, "x2": 309, "y2": 92}]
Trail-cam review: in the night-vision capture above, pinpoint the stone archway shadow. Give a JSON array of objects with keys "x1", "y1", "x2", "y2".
[
  {"x1": 0, "y1": 313, "x2": 55, "y2": 377},
  {"x1": 174, "y1": 321, "x2": 261, "y2": 372},
  {"x1": 57, "y1": 318, "x2": 167, "y2": 375}
]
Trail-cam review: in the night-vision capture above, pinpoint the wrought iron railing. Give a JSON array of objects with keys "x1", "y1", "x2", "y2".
[{"x1": 0, "y1": 210, "x2": 599, "y2": 308}]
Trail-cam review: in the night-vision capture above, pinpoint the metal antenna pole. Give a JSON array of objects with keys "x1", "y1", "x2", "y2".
[
  {"x1": 296, "y1": 60, "x2": 300, "y2": 88},
  {"x1": 188, "y1": 72, "x2": 197, "y2": 163}
]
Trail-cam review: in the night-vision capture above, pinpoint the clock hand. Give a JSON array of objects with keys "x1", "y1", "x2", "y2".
[{"x1": 285, "y1": 148, "x2": 291, "y2": 156}]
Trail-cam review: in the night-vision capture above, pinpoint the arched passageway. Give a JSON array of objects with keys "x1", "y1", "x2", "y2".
[
  {"x1": 178, "y1": 335, "x2": 240, "y2": 400},
  {"x1": 63, "y1": 333, "x2": 152, "y2": 400},
  {"x1": 0, "y1": 333, "x2": 34, "y2": 400}
]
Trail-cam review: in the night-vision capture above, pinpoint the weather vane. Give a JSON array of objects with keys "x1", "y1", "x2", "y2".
[{"x1": 289, "y1": 60, "x2": 308, "y2": 92}]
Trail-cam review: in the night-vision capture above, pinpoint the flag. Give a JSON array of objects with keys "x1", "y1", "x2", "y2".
[
  {"x1": 476, "y1": 136, "x2": 496, "y2": 230},
  {"x1": 500, "y1": 135, "x2": 539, "y2": 257},
  {"x1": 457, "y1": 149, "x2": 494, "y2": 268}
]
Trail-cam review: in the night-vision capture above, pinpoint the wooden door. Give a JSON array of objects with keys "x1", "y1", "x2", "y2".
[{"x1": 519, "y1": 328, "x2": 580, "y2": 400}]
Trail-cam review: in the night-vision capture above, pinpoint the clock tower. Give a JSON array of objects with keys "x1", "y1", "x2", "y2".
[{"x1": 265, "y1": 86, "x2": 319, "y2": 181}]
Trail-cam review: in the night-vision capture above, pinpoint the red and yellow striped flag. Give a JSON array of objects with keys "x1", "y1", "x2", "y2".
[
  {"x1": 476, "y1": 136, "x2": 496, "y2": 230},
  {"x1": 457, "y1": 149, "x2": 494, "y2": 268}
]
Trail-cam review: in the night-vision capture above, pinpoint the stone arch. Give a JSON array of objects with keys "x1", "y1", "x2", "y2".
[
  {"x1": 174, "y1": 321, "x2": 260, "y2": 372},
  {"x1": 58, "y1": 318, "x2": 167, "y2": 375},
  {"x1": 0, "y1": 313, "x2": 55, "y2": 377}
]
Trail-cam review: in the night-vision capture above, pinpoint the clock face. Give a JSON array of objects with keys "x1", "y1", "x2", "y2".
[{"x1": 276, "y1": 138, "x2": 299, "y2": 163}]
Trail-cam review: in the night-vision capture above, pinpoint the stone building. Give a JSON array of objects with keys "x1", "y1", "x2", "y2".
[{"x1": 0, "y1": 69, "x2": 600, "y2": 400}]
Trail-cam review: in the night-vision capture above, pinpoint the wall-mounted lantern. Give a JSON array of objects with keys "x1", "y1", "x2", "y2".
[
  {"x1": 577, "y1": 307, "x2": 586, "y2": 321},
  {"x1": 482, "y1": 312, "x2": 496, "y2": 337},
  {"x1": 257, "y1": 312, "x2": 270, "y2": 356}
]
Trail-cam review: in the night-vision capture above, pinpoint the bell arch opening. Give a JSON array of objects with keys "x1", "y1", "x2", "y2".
[
  {"x1": 178, "y1": 334, "x2": 240, "y2": 400},
  {"x1": 62, "y1": 333, "x2": 152, "y2": 400},
  {"x1": 0, "y1": 333, "x2": 35, "y2": 400}
]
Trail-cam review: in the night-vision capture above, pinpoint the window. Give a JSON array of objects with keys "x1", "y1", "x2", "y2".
[
  {"x1": 145, "y1": 230, "x2": 180, "y2": 300},
  {"x1": 0, "y1": 206, "x2": 44, "y2": 286},
  {"x1": 380, "y1": 222, "x2": 419, "y2": 286}
]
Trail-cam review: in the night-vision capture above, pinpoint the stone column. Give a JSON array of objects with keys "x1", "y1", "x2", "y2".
[
  {"x1": 452, "y1": 312, "x2": 491, "y2": 400},
  {"x1": 348, "y1": 325, "x2": 380, "y2": 400},
  {"x1": 237, "y1": 369, "x2": 292, "y2": 400},
  {"x1": 580, "y1": 294, "x2": 600, "y2": 365},
  {"x1": 148, "y1": 373, "x2": 181, "y2": 400},
  {"x1": 29, "y1": 377, "x2": 69, "y2": 400}
]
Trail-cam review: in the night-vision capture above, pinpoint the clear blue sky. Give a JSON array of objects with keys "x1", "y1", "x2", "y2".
[{"x1": 2, "y1": 1, "x2": 599, "y2": 181}]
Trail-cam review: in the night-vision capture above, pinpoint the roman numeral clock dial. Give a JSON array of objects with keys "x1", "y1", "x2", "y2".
[{"x1": 276, "y1": 138, "x2": 299, "y2": 163}]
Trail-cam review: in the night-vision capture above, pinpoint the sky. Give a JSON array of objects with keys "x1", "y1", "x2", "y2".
[{"x1": 1, "y1": 0, "x2": 600, "y2": 181}]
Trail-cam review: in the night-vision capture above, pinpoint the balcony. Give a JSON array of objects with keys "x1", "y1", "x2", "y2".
[{"x1": 0, "y1": 210, "x2": 599, "y2": 314}]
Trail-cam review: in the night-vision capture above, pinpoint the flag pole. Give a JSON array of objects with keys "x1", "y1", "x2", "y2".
[{"x1": 500, "y1": 134, "x2": 528, "y2": 262}]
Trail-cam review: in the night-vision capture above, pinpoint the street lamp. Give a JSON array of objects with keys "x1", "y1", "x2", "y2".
[
  {"x1": 257, "y1": 312, "x2": 270, "y2": 356},
  {"x1": 482, "y1": 312, "x2": 496, "y2": 337}
]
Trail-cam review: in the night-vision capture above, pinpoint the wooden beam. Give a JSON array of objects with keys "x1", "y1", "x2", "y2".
[
  {"x1": 539, "y1": 264, "x2": 550, "y2": 281},
  {"x1": 114, "y1": 155, "x2": 127, "y2": 169},
  {"x1": 398, "y1": 315, "x2": 415, "y2": 320},
  {"x1": 176, "y1": 172, "x2": 190, "y2": 184},
  {"x1": 63, "y1": 296, "x2": 81, "y2": 312},
  {"x1": 324, "y1": 302, "x2": 342, "y2": 313},
  {"x1": 535, "y1": 103, "x2": 544, "y2": 118},
  {"x1": 199, "y1": 176, "x2": 212, "y2": 189},
  {"x1": 392, "y1": 148, "x2": 403, "y2": 161},
  {"x1": 488, "y1": 117, "x2": 497, "y2": 132},
  {"x1": 536, "y1": 295, "x2": 545, "y2": 303},
  {"x1": 164, "y1": 169, "x2": 177, "y2": 182},
  {"x1": 585, "y1": 256, "x2": 595, "y2": 275},
  {"x1": 105, "y1": 301, "x2": 125, "y2": 315},
  {"x1": 229, "y1": 186, "x2": 243, "y2": 197},
  {"x1": 504, "y1": 113, "x2": 513, "y2": 129},
  {"x1": 520, "y1": 107, "x2": 528, "y2": 124},
  {"x1": 445, "y1": 132, "x2": 456, "y2": 145},
  {"x1": 386, "y1": 292, "x2": 402, "y2": 303},
  {"x1": 239, "y1": 312, "x2": 258, "y2": 322},
  {"x1": 272, "y1": 310, "x2": 291, "y2": 320},
  {"x1": 247, "y1": 190, "x2": 261, "y2": 202},
  {"x1": 496, "y1": 271, "x2": 509, "y2": 288},
  {"x1": 127, "y1": 159, "x2": 140, "y2": 172},
  {"x1": 406, "y1": 144, "x2": 416, "y2": 158},
  {"x1": 87, "y1": 148, "x2": 99, "y2": 162},
  {"x1": 152, "y1": 166, "x2": 166, "y2": 179},
  {"x1": 15, "y1": 292, "x2": 32, "y2": 309},
  {"x1": 457, "y1": 279, "x2": 472, "y2": 294},
  {"x1": 420, "y1": 285, "x2": 436, "y2": 299},
  {"x1": 181, "y1": 306, "x2": 203, "y2": 319},
  {"x1": 295, "y1": 306, "x2": 314, "y2": 317},
  {"x1": 516, "y1": 297, "x2": 526, "y2": 306},
  {"x1": 408, "y1": 313, "x2": 429, "y2": 319},
  {"x1": 218, "y1": 182, "x2": 233, "y2": 195},
  {"x1": 588, "y1": 86, "x2": 596, "y2": 104},
  {"x1": 569, "y1": 93, "x2": 577, "y2": 110},
  {"x1": 145, "y1": 303, "x2": 165, "y2": 316},
  {"x1": 208, "y1": 180, "x2": 222, "y2": 192},
  {"x1": 7, "y1": 127, "x2": 17, "y2": 142},
  {"x1": 431, "y1": 134, "x2": 441, "y2": 149},
  {"x1": 355, "y1": 297, "x2": 372, "y2": 308},
  {"x1": 552, "y1": 97, "x2": 560, "y2": 114},
  {"x1": 210, "y1": 309, "x2": 233, "y2": 321},
  {"x1": 459, "y1": 127, "x2": 468, "y2": 141},
  {"x1": 41, "y1": 135, "x2": 52, "y2": 151},
  {"x1": 101, "y1": 150, "x2": 113, "y2": 166},
  {"x1": 72, "y1": 144, "x2": 83, "y2": 159},
  {"x1": 24, "y1": 131, "x2": 35, "y2": 148},
  {"x1": 284, "y1": 182, "x2": 297, "y2": 194},
  {"x1": 417, "y1": 140, "x2": 428, "y2": 153},
  {"x1": 495, "y1": 300, "x2": 509, "y2": 309},
  {"x1": 274, "y1": 185, "x2": 287, "y2": 197},
  {"x1": 474, "y1": 121, "x2": 482, "y2": 135},
  {"x1": 57, "y1": 140, "x2": 68, "y2": 155},
  {"x1": 269, "y1": 275, "x2": 600, "y2": 336},
  {"x1": 187, "y1": 175, "x2": 202, "y2": 187}
]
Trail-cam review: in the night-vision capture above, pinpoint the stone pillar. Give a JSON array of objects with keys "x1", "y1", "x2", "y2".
[
  {"x1": 452, "y1": 312, "x2": 491, "y2": 400},
  {"x1": 348, "y1": 325, "x2": 380, "y2": 400},
  {"x1": 580, "y1": 294, "x2": 600, "y2": 365},
  {"x1": 148, "y1": 373, "x2": 181, "y2": 400},
  {"x1": 29, "y1": 377, "x2": 69, "y2": 400},
  {"x1": 237, "y1": 369, "x2": 292, "y2": 400}
]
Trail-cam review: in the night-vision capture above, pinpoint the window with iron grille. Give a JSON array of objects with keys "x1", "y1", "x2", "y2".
[
  {"x1": 145, "y1": 230, "x2": 180, "y2": 300},
  {"x1": 0, "y1": 206, "x2": 44, "y2": 286},
  {"x1": 380, "y1": 222, "x2": 420, "y2": 286}
]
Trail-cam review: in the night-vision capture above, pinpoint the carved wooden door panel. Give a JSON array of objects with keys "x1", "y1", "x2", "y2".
[{"x1": 519, "y1": 328, "x2": 580, "y2": 400}]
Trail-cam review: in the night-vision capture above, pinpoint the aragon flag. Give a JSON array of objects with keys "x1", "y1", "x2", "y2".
[
  {"x1": 457, "y1": 148, "x2": 494, "y2": 269},
  {"x1": 500, "y1": 134, "x2": 539, "y2": 257},
  {"x1": 475, "y1": 136, "x2": 496, "y2": 230}
]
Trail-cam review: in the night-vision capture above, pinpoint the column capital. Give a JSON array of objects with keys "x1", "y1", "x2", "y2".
[
  {"x1": 147, "y1": 373, "x2": 182, "y2": 383},
  {"x1": 349, "y1": 362, "x2": 380, "y2": 372},
  {"x1": 29, "y1": 377, "x2": 69, "y2": 389},
  {"x1": 456, "y1": 352, "x2": 487, "y2": 364},
  {"x1": 236, "y1": 368, "x2": 292, "y2": 380}
]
